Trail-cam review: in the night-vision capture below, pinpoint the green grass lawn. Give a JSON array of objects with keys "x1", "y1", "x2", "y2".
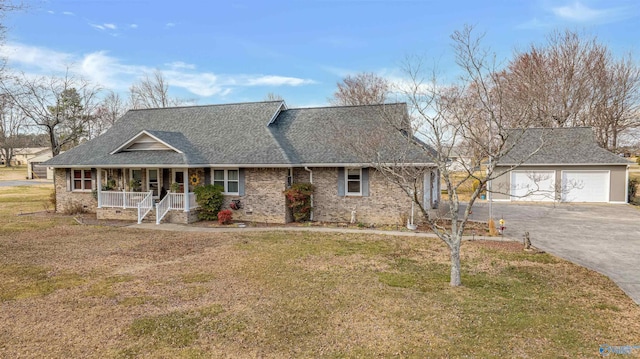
[{"x1": 1, "y1": 186, "x2": 639, "y2": 358}]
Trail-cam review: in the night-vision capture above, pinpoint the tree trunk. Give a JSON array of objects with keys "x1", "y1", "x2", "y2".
[
  {"x1": 49, "y1": 129, "x2": 60, "y2": 156},
  {"x1": 2, "y1": 148, "x2": 11, "y2": 167},
  {"x1": 449, "y1": 239, "x2": 462, "y2": 286}
]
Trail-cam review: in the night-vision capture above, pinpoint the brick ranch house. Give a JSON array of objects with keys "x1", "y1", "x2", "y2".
[{"x1": 44, "y1": 101, "x2": 440, "y2": 225}]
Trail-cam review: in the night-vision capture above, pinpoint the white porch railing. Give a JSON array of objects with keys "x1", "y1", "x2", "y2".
[
  {"x1": 101, "y1": 190, "x2": 150, "y2": 209},
  {"x1": 137, "y1": 191, "x2": 154, "y2": 224},
  {"x1": 155, "y1": 192, "x2": 198, "y2": 225}
]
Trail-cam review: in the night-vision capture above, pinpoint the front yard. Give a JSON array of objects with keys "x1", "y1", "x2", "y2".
[{"x1": 1, "y1": 185, "x2": 639, "y2": 358}]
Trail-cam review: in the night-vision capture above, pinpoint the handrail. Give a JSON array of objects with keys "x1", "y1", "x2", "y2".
[
  {"x1": 189, "y1": 192, "x2": 198, "y2": 209},
  {"x1": 155, "y1": 193, "x2": 171, "y2": 225},
  {"x1": 154, "y1": 192, "x2": 198, "y2": 224},
  {"x1": 137, "y1": 191, "x2": 154, "y2": 224}
]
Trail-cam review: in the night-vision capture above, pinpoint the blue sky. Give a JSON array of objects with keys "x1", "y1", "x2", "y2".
[{"x1": 2, "y1": 0, "x2": 639, "y2": 108}]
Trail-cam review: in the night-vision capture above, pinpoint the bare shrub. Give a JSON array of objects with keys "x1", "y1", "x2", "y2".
[{"x1": 63, "y1": 201, "x2": 86, "y2": 215}]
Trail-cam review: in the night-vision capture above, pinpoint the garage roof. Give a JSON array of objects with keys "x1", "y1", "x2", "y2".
[{"x1": 498, "y1": 127, "x2": 631, "y2": 166}]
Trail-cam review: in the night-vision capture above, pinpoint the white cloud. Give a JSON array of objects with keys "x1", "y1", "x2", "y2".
[
  {"x1": 47, "y1": 10, "x2": 54, "y2": 14},
  {"x1": 550, "y1": 1, "x2": 631, "y2": 23},
  {"x1": 91, "y1": 23, "x2": 118, "y2": 31},
  {"x1": 62, "y1": 11, "x2": 75, "y2": 16},
  {"x1": 166, "y1": 61, "x2": 196, "y2": 70},
  {"x1": 0, "y1": 42, "x2": 316, "y2": 99},
  {"x1": 519, "y1": 1, "x2": 634, "y2": 29},
  {"x1": 80, "y1": 51, "x2": 148, "y2": 89},
  {"x1": 165, "y1": 22, "x2": 176, "y2": 28},
  {"x1": 0, "y1": 42, "x2": 72, "y2": 73},
  {"x1": 244, "y1": 75, "x2": 315, "y2": 87},
  {"x1": 130, "y1": 24, "x2": 138, "y2": 29}
]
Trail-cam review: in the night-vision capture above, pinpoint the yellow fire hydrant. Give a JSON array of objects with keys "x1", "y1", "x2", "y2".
[{"x1": 499, "y1": 218, "x2": 506, "y2": 235}]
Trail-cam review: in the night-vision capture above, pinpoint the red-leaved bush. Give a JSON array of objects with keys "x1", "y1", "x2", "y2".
[
  {"x1": 283, "y1": 183, "x2": 314, "y2": 222},
  {"x1": 217, "y1": 209, "x2": 233, "y2": 225}
]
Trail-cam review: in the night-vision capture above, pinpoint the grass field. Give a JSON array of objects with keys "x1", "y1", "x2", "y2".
[
  {"x1": 1, "y1": 185, "x2": 640, "y2": 358},
  {"x1": 0, "y1": 165, "x2": 28, "y2": 181}
]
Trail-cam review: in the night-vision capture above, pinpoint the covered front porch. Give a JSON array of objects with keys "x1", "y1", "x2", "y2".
[{"x1": 95, "y1": 167, "x2": 202, "y2": 224}]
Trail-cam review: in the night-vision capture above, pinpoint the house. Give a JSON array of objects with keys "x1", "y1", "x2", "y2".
[
  {"x1": 43, "y1": 101, "x2": 440, "y2": 224},
  {"x1": 447, "y1": 147, "x2": 477, "y2": 172},
  {"x1": 492, "y1": 127, "x2": 631, "y2": 203},
  {"x1": 27, "y1": 149, "x2": 55, "y2": 180},
  {"x1": 2, "y1": 147, "x2": 49, "y2": 166}
]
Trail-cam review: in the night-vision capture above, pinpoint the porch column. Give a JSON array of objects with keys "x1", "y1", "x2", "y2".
[
  {"x1": 97, "y1": 167, "x2": 102, "y2": 208},
  {"x1": 183, "y1": 169, "x2": 189, "y2": 212}
]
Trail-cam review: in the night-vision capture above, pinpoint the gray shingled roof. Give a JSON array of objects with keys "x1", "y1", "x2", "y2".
[
  {"x1": 44, "y1": 101, "x2": 434, "y2": 167},
  {"x1": 269, "y1": 103, "x2": 433, "y2": 164},
  {"x1": 497, "y1": 127, "x2": 630, "y2": 165}
]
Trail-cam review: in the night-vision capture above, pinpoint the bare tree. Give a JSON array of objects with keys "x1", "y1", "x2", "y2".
[
  {"x1": 129, "y1": 70, "x2": 184, "y2": 109},
  {"x1": 264, "y1": 92, "x2": 284, "y2": 101},
  {"x1": 346, "y1": 26, "x2": 543, "y2": 286},
  {"x1": 504, "y1": 30, "x2": 640, "y2": 151},
  {"x1": 1, "y1": 71, "x2": 102, "y2": 156},
  {"x1": 331, "y1": 72, "x2": 389, "y2": 106},
  {"x1": 0, "y1": 93, "x2": 24, "y2": 166},
  {"x1": 89, "y1": 91, "x2": 128, "y2": 138}
]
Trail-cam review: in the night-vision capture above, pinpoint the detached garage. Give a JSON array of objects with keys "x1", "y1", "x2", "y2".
[{"x1": 493, "y1": 127, "x2": 631, "y2": 203}]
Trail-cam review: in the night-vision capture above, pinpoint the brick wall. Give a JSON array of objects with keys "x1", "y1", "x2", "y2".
[
  {"x1": 56, "y1": 166, "x2": 422, "y2": 225},
  {"x1": 223, "y1": 168, "x2": 289, "y2": 224},
  {"x1": 54, "y1": 168, "x2": 98, "y2": 214},
  {"x1": 97, "y1": 207, "x2": 138, "y2": 221},
  {"x1": 294, "y1": 167, "x2": 415, "y2": 225}
]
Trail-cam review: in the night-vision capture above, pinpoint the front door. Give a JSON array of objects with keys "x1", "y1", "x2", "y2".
[{"x1": 147, "y1": 168, "x2": 159, "y2": 197}]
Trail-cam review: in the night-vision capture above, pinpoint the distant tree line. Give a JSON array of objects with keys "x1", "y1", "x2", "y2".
[
  {"x1": 332, "y1": 30, "x2": 640, "y2": 153},
  {"x1": 0, "y1": 69, "x2": 188, "y2": 162}
]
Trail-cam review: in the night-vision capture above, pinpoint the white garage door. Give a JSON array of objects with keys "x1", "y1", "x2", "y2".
[
  {"x1": 511, "y1": 171, "x2": 556, "y2": 201},
  {"x1": 561, "y1": 171, "x2": 609, "y2": 202}
]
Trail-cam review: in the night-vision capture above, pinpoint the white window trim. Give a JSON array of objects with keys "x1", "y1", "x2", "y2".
[
  {"x1": 71, "y1": 168, "x2": 93, "y2": 192},
  {"x1": 212, "y1": 168, "x2": 240, "y2": 195},
  {"x1": 345, "y1": 167, "x2": 362, "y2": 196}
]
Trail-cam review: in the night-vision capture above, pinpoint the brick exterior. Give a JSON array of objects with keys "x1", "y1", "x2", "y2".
[
  {"x1": 223, "y1": 168, "x2": 289, "y2": 224},
  {"x1": 54, "y1": 168, "x2": 98, "y2": 214},
  {"x1": 293, "y1": 167, "x2": 416, "y2": 226},
  {"x1": 57, "y1": 166, "x2": 424, "y2": 226}
]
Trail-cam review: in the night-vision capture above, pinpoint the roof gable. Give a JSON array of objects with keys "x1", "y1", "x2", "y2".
[{"x1": 111, "y1": 130, "x2": 183, "y2": 154}]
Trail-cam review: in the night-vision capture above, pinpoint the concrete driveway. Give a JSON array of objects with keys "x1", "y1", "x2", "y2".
[{"x1": 464, "y1": 201, "x2": 640, "y2": 305}]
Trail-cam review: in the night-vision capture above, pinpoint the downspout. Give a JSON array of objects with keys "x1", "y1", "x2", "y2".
[{"x1": 304, "y1": 166, "x2": 313, "y2": 221}]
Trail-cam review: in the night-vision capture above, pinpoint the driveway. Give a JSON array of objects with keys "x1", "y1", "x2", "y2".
[
  {"x1": 0, "y1": 179, "x2": 52, "y2": 187},
  {"x1": 464, "y1": 201, "x2": 640, "y2": 305}
]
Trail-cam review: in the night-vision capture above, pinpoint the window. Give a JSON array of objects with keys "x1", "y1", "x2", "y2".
[
  {"x1": 213, "y1": 169, "x2": 239, "y2": 194},
  {"x1": 346, "y1": 168, "x2": 362, "y2": 195},
  {"x1": 174, "y1": 171, "x2": 184, "y2": 184},
  {"x1": 130, "y1": 169, "x2": 142, "y2": 190},
  {"x1": 72, "y1": 169, "x2": 93, "y2": 191}
]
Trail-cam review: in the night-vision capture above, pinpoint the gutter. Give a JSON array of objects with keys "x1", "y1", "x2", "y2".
[{"x1": 304, "y1": 166, "x2": 314, "y2": 221}]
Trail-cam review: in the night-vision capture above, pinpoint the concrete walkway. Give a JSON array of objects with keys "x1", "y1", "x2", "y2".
[{"x1": 128, "y1": 222, "x2": 512, "y2": 242}]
